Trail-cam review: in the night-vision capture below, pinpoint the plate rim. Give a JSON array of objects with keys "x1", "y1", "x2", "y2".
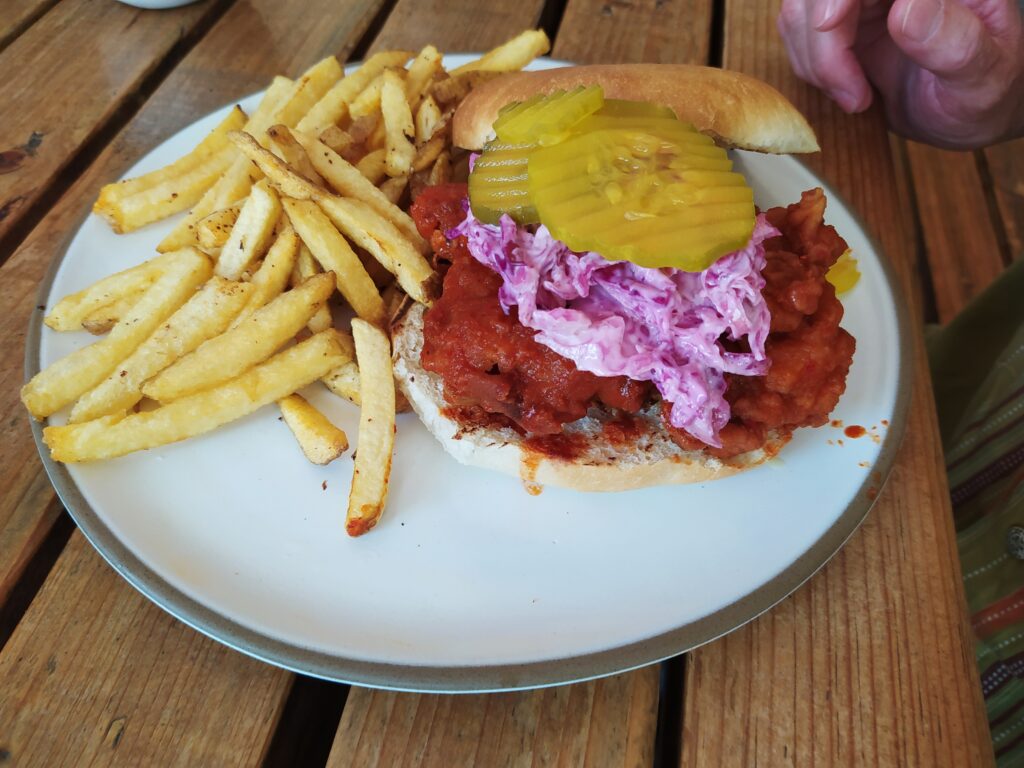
[{"x1": 24, "y1": 60, "x2": 913, "y2": 693}]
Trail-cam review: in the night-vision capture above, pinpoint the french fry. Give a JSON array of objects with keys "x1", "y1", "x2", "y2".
[
  {"x1": 196, "y1": 203, "x2": 242, "y2": 252},
  {"x1": 23, "y1": 249, "x2": 212, "y2": 419},
  {"x1": 278, "y1": 394, "x2": 349, "y2": 465},
  {"x1": 355, "y1": 148, "x2": 388, "y2": 185},
  {"x1": 266, "y1": 124, "x2": 324, "y2": 185},
  {"x1": 93, "y1": 106, "x2": 248, "y2": 233},
  {"x1": 429, "y1": 70, "x2": 503, "y2": 106},
  {"x1": 415, "y1": 95, "x2": 443, "y2": 144},
  {"x1": 427, "y1": 150, "x2": 452, "y2": 187},
  {"x1": 80, "y1": 288, "x2": 147, "y2": 335},
  {"x1": 215, "y1": 179, "x2": 282, "y2": 280},
  {"x1": 268, "y1": 56, "x2": 343, "y2": 131},
  {"x1": 292, "y1": 244, "x2": 334, "y2": 334},
  {"x1": 296, "y1": 50, "x2": 413, "y2": 136},
  {"x1": 378, "y1": 175, "x2": 407, "y2": 205},
  {"x1": 282, "y1": 198, "x2": 387, "y2": 327},
  {"x1": 405, "y1": 45, "x2": 443, "y2": 113},
  {"x1": 381, "y1": 70, "x2": 416, "y2": 177},
  {"x1": 366, "y1": 118, "x2": 387, "y2": 151},
  {"x1": 322, "y1": 360, "x2": 361, "y2": 405},
  {"x1": 346, "y1": 319, "x2": 396, "y2": 537},
  {"x1": 242, "y1": 223, "x2": 300, "y2": 315},
  {"x1": 450, "y1": 29, "x2": 550, "y2": 75},
  {"x1": 290, "y1": 131, "x2": 424, "y2": 247},
  {"x1": 317, "y1": 196, "x2": 437, "y2": 305},
  {"x1": 412, "y1": 130, "x2": 446, "y2": 173},
  {"x1": 349, "y1": 72, "x2": 387, "y2": 119},
  {"x1": 143, "y1": 272, "x2": 335, "y2": 403},
  {"x1": 347, "y1": 114, "x2": 378, "y2": 145},
  {"x1": 44, "y1": 251, "x2": 180, "y2": 331},
  {"x1": 231, "y1": 132, "x2": 437, "y2": 304},
  {"x1": 69, "y1": 277, "x2": 254, "y2": 423},
  {"x1": 158, "y1": 154, "x2": 256, "y2": 253},
  {"x1": 45, "y1": 330, "x2": 350, "y2": 462},
  {"x1": 317, "y1": 125, "x2": 356, "y2": 158}
]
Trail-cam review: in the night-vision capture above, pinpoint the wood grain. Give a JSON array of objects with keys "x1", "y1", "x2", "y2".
[
  {"x1": 368, "y1": 0, "x2": 548, "y2": 54},
  {"x1": 327, "y1": 669, "x2": 659, "y2": 768},
  {"x1": 0, "y1": 0, "x2": 58, "y2": 53},
  {"x1": 0, "y1": 533, "x2": 292, "y2": 766},
  {"x1": 0, "y1": 0, "x2": 387, "y2": 763},
  {"x1": 0, "y1": 0, "x2": 218, "y2": 257},
  {"x1": 554, "y1": 0, "x2": 711, "y2": 64},
  {"x1": 679, "y1": 1, "x2": 994, "y2": 766},
  {"x1": 985, "y1": 138, "x2": 1024, "y2": 260},
  {"x1": 905, "y1": 142, "x2": 1007, "y2": 322}
]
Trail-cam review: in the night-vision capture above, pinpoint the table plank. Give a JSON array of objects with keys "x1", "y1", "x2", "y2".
[
  {"x1": 0, "y1": 533, "x2": 291, "y2": 766},
  {"x1": 0, "y1": 0, "x2": 219, "y2": 260},
  {"x1": 679, "y1": 1, "x2": 994, "y2": 765},
  {"x1": 327, "y1": 669, "x2": 658, "y2": 768},
  {"x1": 904, "y1": 142, "x2": 1007, "y2": 322},
  {"x1": 985, "y1": 139, "x2": 1024, "y2": 260},
  {"x1": 0, "y1": 0, "x2": 58, "y2": 52},
  {"x1": 0, "y1": 0, "x2": 387, "y2": 761}
]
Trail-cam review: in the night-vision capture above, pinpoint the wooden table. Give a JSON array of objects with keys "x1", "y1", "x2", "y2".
[{"x1": 0, "y1": 0, "x2": 1017, "y2": 764}]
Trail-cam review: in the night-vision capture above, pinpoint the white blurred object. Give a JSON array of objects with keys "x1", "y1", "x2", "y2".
[{"x1": 115, "y1": 0, "x2": 203, "y2": 8}]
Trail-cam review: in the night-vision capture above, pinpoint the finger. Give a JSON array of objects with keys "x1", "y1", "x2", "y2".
[
  {"x1": 802, "y1": 0, "x2": 875, "y2": 112},
  {"x1": 777, "y1": 0, "x2": 816, "y2": 82},
  {"x1": 812, "y1": 0, "x2": 859, "y2": 31},
  {"x1": 888, "y1": 0, "x2": 999, "y2": 83}
]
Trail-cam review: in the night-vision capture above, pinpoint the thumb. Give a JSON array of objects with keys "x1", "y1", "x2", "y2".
[{"x1": 887, "y1": 0, "x2": 999, "y2": 85}]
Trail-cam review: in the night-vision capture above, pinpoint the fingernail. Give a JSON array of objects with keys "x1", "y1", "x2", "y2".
[
  {"x1": 900, "y1": 0, "x2": 943, "y2": 43},
  {"x1": 813, "y1": 0, "x2": 840, "y2": 29}
]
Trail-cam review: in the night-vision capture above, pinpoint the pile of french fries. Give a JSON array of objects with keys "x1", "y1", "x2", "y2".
[{"x1": 24, "y1": 30, "x2": 550, "y2": 536}]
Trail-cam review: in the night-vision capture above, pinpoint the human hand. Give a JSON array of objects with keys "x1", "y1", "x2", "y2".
[{"x1": 777, "y1": 0, "x2": 1024, "y2": 148}]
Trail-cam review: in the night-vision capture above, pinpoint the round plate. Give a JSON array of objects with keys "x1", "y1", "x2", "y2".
[{"x1": 28, "y1": 56, "x2": 910, "y2": 692}]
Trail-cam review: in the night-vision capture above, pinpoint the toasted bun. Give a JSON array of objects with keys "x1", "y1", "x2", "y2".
[
  {"x1": 393, "y1": 304, "x2": 789, "y2": 492},
  {"x1": 453, "y1": 64, "x2": 819, "y2": 154}
]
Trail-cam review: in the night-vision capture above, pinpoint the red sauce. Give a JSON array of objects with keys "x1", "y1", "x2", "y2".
[
  {"x1": 844, "y1": 425, "x2": 866, "y2": 438},
  {"x1": 412, "y1": 184, "x2": 855, "y2": 459}
]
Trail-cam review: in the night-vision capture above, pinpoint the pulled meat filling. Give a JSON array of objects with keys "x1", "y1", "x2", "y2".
[{"x1": 411, "y1": 184, "x2": 855, "y2": 458}]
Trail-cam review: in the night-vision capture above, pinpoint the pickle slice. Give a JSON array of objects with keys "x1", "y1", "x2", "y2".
[
  {"x1": 494, "y1": 86, "x2": 605, "y2": 146},
  {"x1": 826, "y1": 249, "x2": 860, "y2": 294},
  {"x1": 528, "y1": 126, "x2": 755, "y2": 271},
  {"x1": 468, "y1": 139, "x2": 539, "y2": 225}
]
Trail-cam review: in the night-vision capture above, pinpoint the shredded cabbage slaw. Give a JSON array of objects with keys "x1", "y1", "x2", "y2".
[{"x1": 448, "y1": 204, "x2": 778, "y2": 447}]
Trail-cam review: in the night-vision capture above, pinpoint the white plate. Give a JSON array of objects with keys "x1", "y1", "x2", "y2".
[{"x1": 28, "y1": 56, "x2": 910, "y2": 692}]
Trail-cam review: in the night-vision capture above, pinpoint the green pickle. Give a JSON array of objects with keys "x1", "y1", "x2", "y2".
[{"x1": 468, "y1": 90, "x2": 757, "y2": 269}]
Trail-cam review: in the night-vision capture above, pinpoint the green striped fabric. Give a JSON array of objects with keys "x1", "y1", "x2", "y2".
[{"x1": 929, "y1": 258, "x2": 1024, "y2": 767}]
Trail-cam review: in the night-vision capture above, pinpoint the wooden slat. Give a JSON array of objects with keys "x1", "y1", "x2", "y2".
[
  {"x1": 0, "y1": 0, "x2": 58, "y2": 52},
  {"x1": 0, "y1": 0, "x2": 388, "y2": 762},
  {"x1": 985, "y1": 138, "x2": 1024, "y2": 260},
  {"x1": 905, "y1": 142, "x2": 1006, "y2": 322},
  {"x1": 0, "y1": 533, "x2": 291, "y2": 765},
  {"x1": 555, "y1": 0, "x2": 711, "y2": 64},
  {"x1": 327, "y1": 4, "x2": 713, "y2": 765},
  {"x1": 327, "y1": 670, "x2": 659, "y2": 768},
  {"x1": 368, "y1": 0, "x2": 545, "y2": 54},
  {"x1": 0, "y1": 0, "x2": 218, "y2": 257},
  {"x1": 679, "y1": 1, "x2": 994, "y2": 766}
]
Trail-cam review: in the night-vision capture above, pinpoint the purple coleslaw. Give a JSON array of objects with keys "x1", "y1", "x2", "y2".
[{"x1": 447, "y1": 203, "x2": 778, "y2": 447}]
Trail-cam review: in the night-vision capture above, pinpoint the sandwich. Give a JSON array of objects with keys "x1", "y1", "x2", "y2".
[{"x1": 393, "y1": 64, "x2": 856, "y2": 492}]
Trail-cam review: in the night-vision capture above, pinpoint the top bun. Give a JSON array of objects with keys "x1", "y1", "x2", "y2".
[{"x1": 453, "y1": 64, "x2": 819, "y2": 154}]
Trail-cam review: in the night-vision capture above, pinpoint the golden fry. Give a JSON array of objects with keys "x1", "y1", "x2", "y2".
[
  {"x1": 45, "y1": 251, "x2": 179, "y2": 332},
  {"x1": 45, "y1": 330, "x2": 349, "y2": 462},
  {"x1": 412, "y1": 130, "x2": 446, "y2": 173},
  {"x1": 69, "y1": 277, "x2": 253, "y2": 423},
  {"x1": 264, "y1": 57, "x2": 343, "y2": 133},
  {"x1": 427, "y1": 150, "x2": 452, "y2": 187},
  {"x1": 93, "y1": 106, "x2": 247, "y2": 233},
  {"x1": 266, "y1": 124, "x2": 324, "y2": 185},
  {"x1": 346, "y1": 319, "x2": 395, "y2": 537},
  {"x1": 297, "y1": 50, "x2": 412, "y2": 136},
  {"x1": 405, "y1": 45, "x2": 443, "y2": 113},
  {"x1": 215, "y1": 179, "x2": 282, "y2": 280},
  {"x1": 378, "y1": 175, "x2": 407, "y2": 205},
  {"x1": 450, "y1": 29, "x2": 550, "y2": 75},
  {"x1": 381, "y1": 69, "x2": 416, "y2": 177},
  {"x1": 278, "y1": 393, "x2": 349, "y2": 465},
  {"x1": 355, "y1": 148, "x2": 387, "y2": 185},
  {"x1": 144, "y1": 272, "x2": 334, "y2": 403},
  {"x1": 23, "y1": 249, "x2": 212, "y2": 419},
  {"x1": 415, "y1": 95, "x2": 443, "y2": 144},
  {"x1": 196, "y1": 203, "x2": 242, "y2": 252},
  {"x1": 80, "y1": 288, "x2": 147, "y2": 335},
  {"x1": 241, "y1": 223, "x2": 300, "y2": 316},
  {"x1": 282, "y1": 198, "x2": 386, "y2": 327},
  {"x1": 292, "y1": 244, "x2": 334, "y2": 333},
  {"x1": 429, "y1": 70, "x2": 502, "y2": 106}
]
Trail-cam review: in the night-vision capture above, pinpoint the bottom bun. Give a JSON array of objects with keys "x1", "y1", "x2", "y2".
[{"x1": 392, "y1": 304, "x2": 790, "y2": 492}]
